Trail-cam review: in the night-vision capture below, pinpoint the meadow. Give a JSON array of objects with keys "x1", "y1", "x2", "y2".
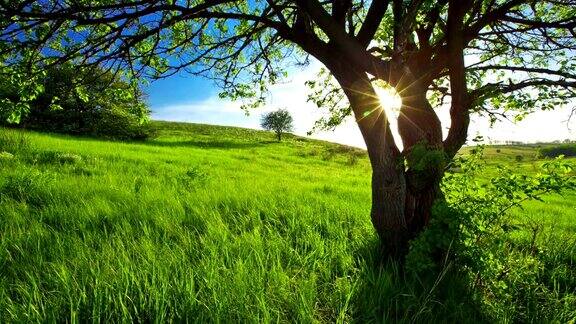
[{"x1": 0, "y1": 121, "x2": 574, "y2": 323}]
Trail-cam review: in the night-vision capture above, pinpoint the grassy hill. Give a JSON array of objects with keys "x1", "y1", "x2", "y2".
[{"x1": 0, "y1": 121, "x2": 574, "y2": 322}]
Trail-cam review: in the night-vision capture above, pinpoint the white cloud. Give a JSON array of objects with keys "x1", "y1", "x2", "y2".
[{"x1": 151, "y1": 62, "x2": 368, "y2": 148}]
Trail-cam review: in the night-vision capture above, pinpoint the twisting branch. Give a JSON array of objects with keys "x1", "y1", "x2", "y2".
[
  {"x1": 356, "y1": 0, "x2": 391, "y2": 47},
  {"x1": 469, "y1": 65, "x2": 576, "y2": 80}
]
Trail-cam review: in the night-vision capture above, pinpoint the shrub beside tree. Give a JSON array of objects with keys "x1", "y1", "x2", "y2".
[
  {"x1": 0, "y1": 65, "x2": 156, "y2": 140},
  {"x1": 539, "y1": 144, "x2": 576, "y2": 158},
  {"x1": 261, "y1": 109, "x2": 294, "y2": 141}
]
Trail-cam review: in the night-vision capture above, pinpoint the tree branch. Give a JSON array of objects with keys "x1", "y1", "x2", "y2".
[
  {"x1": 293, "y1": 0, "x2": 391, "y2": 78},
  {"x1": 464, "y1": 0, "x2": 525, "y2": 43},
  {"x1": 444, "y1": 0, "x2": 474, "y2": 157},
  {"x1": 476, "y1": 79, "x2": 576, "y2": 96},
  {"x1": 469, "y1": 65, "x2": 576, "y2": 80},
  {"x1": 356, "y1": 0, "x2": 391, "y2": 47}
]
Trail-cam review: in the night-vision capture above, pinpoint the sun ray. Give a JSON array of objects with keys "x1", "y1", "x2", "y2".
[
  {"x1": 373, "y1": 80, "x2": 402, "y2": 119},
  {"x1": 372, "y1": 81, "x2": 404, "y2": 149}
]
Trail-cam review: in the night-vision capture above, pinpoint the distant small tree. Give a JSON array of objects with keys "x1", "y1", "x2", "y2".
[{"x1": 261, "y1": 109, "x2": 294, "y2": 142}]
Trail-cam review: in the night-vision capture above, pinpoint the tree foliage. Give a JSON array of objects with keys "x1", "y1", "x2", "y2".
[
  {"x1": 0, "y1": 64, "x2": 155, "y2": 140},
  {"x1": 0, "y1": 62, "x2": 44, "y2": 124},
  {"x1": 261, "y1": 109, "x2": 294, "y2": 141}
]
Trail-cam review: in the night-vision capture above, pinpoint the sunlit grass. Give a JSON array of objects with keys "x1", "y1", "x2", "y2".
[{"x1": 0, "y1": 122, "x2": 574, "y2": 322}]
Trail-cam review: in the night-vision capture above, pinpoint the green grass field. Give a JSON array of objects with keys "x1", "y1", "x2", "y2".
[{"x1": 1, "y1": 121, "x2": 574, "y2": 322}]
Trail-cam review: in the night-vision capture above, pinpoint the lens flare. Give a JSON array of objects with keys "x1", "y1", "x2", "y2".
[
  {"x1": 374, "y1": 84, "x2": 402, "y2": 113},
  {"x1": 371, "y1": 81, "x2": 404, "y2": 149}
]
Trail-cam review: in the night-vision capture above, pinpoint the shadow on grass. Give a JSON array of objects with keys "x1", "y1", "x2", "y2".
[
  {"x1": 142, "y1": 140, "x2": 267, "y2": 150},
  {"x1": 349, "y1": 239, "x2": 486, "y2": 323},
  {"x1": 259, "y1": 140, "x2": 281, "y2": 144}
]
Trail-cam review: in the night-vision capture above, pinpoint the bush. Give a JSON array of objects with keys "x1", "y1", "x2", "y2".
[
  {"x1": 33, "y1": 151, "x2": 82, "y2": 165},
  {"x1": 89, "y1": 109, "x2": 158, "y2": 140},
  {"x1": 539, "y1": 144, "x2": 576, "y2": 158},
  {"x1": 321, "y1": 149, "x2": 336, "y2": 161},
  {"x1": 1, "y1": 65, "x2": 156, "y2": 140},
  {"x1": 0, "y1": 151, "x2": 14, "y2": 160},
  {"x1": 0, "y1": 170, "x2": 53, "y2": 207},
  {"x1": 346, "y1": 153, "x2": 359, "y2": 166},
  {"x1": 407, "y1": 147, "x2": 576, "y2": 322}
]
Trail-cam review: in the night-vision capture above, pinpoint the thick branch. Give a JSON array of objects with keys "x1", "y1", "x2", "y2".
[
  {"x1": 464, "y1": 0, "x2": 525, "y2": 43},
  {"x1": 331, "y1": 0, "x2": 352, "y2": 26},
  {"x1": 356, "y1": 0, "x2": 391, "y2": 47},
  {"x1": 416, "y1": 0, "x2": 447, "y2": 50},
  {"x1": 443, "y1": 0, "x2": 473, "y2": 157},
  {"x1": 501, "y1": 15, "x2": 576, "y2": 29},
  {"x1": 294, "y1": 0, "x2": 391, "y2": 78}
]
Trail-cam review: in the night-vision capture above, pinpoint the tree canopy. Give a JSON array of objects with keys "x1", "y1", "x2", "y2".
[
  {"x1": 261, "y1": 108, "x2": 294, "y2": 141},
  {"x1": 0, "y1": 64, "x2": 154, "y2": 139}
]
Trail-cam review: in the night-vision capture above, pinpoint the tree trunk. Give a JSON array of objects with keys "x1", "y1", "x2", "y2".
[
  {"x1": 404, "y1": 177, "x2": 441, "y2": 236},
  {"x1": 398, "y1": 90, "x2": 444, "y2": 238},
  {"x1": 329, "y1": 64, "x2": 408, "y2": 258},
  {"x1": 328, "y1": 62, "x2": 444, "y2": 260}
]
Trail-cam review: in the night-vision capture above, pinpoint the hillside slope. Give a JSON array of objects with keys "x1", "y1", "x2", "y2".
[{"x1": 0, "y1": 121, "x2": 574, "y2": 322}]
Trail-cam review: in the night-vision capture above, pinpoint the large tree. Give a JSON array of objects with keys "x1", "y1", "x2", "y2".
[{"x1": 1, "y1": 0, "x2": 575, "y2": 258}]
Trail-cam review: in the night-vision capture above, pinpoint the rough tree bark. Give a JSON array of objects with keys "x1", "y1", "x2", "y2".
[{"x1": 395, "y1": 72, "x2": 445, "y2": 241}]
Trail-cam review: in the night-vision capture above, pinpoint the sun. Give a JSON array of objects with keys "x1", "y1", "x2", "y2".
[
  {"x1": 372, "y1": 81, "x2": 404, "y2": 149},
  {"x1": 374, "y1": 82, "x2": 402, "y2": 113}
]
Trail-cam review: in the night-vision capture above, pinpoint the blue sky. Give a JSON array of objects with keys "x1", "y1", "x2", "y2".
[
  {"x1": 146, "y1": 61, "x2": 576, "y2": 149},
  {"x1": 146, "y1": 74, "x2": 215, "y2": 108}
]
